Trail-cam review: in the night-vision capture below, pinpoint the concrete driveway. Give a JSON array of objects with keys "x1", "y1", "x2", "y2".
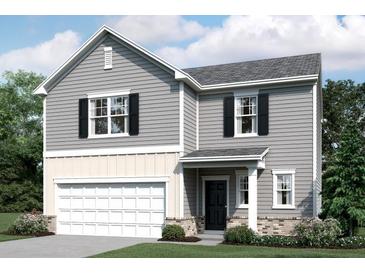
[{"x1": 0, "y1": 235, "x2": 156, "y2": 258}]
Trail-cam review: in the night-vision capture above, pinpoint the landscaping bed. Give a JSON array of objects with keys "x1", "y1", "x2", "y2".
[{"x1": 158, "y1": 236, "x2": 201, "y2": 242}]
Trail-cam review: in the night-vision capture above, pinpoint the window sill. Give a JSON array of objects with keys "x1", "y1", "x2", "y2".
[
  {"x1": 88, "y1": 133, "x2": 129, "y2": 139},
  {"x1": 234, "y1": 133, "x2": 258, "y2": 138},
  {"x1": 272, "y1": 205, "x2": 296, "y2": 210}
]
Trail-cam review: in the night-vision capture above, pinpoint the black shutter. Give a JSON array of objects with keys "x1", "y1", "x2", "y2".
[
  {"x1": 129, "y1": 93, "x2": 139, "y2": 135},
  {"x1": 223, "y1": 96, "x2": 234, "y2": 137},
  {"x1": 79, "y1": 98, "x2": 88, "y2": 138},
  {"x1": 258, "y1": 93, "x2": 269, "y2": 136}
]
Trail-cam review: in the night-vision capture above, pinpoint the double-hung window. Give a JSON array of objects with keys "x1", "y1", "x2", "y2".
[
  {"x1": 236, "y1": 170, "x2": 249, "y2": 208},
  {"x1": 235, "y1": 96, "x2": 257, "y2": 136},
  {"x1": 272, "y1": 169, "x2": 295, "y2": 209},
  {"x1": 89, "y1": 95, "x2": 129, "y2": 137}
]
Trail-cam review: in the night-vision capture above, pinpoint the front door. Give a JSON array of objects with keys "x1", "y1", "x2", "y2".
[{"x1": 205, "y1": 180, "x2": 227, "y2": 230}]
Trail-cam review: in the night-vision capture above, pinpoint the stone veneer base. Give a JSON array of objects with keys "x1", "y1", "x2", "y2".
[
  {"x1": 165, "y1": 217, "x2": 202, "y2": 236},
  {"x1": 226, "y1": 216, "x2": 306, "y2": 236},
  {"x1": 45, "y1": 215, "x2": 57, "y2": 233}
]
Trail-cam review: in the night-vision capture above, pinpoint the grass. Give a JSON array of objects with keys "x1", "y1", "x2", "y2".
[
  {"x1": 91, "y1": 243, "x2": 365, "y2": 258},
  {"x1": 0, "y1": 213, "x2": 30, "y2": 242}
]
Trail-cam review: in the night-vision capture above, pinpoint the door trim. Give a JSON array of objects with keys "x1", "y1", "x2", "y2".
[{"x1": 201, "y1": 175, "x2": 230, "y2": 217}]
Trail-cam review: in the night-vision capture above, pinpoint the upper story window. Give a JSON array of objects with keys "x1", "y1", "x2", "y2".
[
  {"x1": 235, "y1": 96, "x2": 257, "y2": 136},
  {"x1": 89, "y1": 95, "x2": 129, "y2": 137},
  {"x1": 272, "y1": 169, "x2": 296, "y2": 209},
  {"x1": 104, "y1": 47, "x2": 112, "y2": 69},
  {"x1": 236, "y1": 170, "x2": 249, "y2": 208}
]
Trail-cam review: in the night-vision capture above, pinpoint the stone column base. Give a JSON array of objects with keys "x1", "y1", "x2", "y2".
[
  {"x1": 44, "y1": 215, "x2": 57, "y2": 233},
  {"x1": 165, "y1": 217, "x2": 198, "y2": 236}
]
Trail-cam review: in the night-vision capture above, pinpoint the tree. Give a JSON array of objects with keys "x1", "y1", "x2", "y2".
[
  {"x1": 321, "y1": 119, "x2": 365, "y2": 235},
  {"x1": 322, "y1": 80, "x2": 365, "y2": 169},
  {"x1": 0, "y1": 70, "x2": 45, "y2": 212}
]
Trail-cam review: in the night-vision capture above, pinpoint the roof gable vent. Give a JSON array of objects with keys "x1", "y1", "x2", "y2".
[{"x1": 104, "y1": 47, "x2": 112, "y2": 69}]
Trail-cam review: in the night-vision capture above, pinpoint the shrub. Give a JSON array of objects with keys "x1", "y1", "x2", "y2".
[
  {"x1": 252, "y1": 235, "x2": 299, "y2": 247},
  {"x1": 334, "y1": 236, "x2": 365, "y2": 249},
  {"x1": 8, "y1": 212, "x2": 48, "y2": 235},
  {"x1": 293, "y1": 218, "x2": 342, "y2": 247},
  {"x1": 161, "y1": 224, "x2": 185, "y2": 241},
  {"x1": 224, "y1": 225, "x2": 255, "y2": 244}
]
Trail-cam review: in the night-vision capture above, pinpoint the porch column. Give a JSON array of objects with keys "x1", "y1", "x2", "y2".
[{"x1": 248, "y1": 167, "x2": 257, "y2": 231}]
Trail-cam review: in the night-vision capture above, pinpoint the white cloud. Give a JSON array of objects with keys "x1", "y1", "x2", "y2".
[
  {"x1": 0, "y1": 30, "x2": 81, "y2": 76},
  {"x1": 155, "y1": 15, "x2": 365, "y2": 71},
  {"x1": 107, "y1": 15, "x2": 208, "y2": 46}
]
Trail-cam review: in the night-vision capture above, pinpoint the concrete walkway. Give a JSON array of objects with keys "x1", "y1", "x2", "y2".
[{"x1": 0, "y1": 235, "x2": 156, "y2": 258}]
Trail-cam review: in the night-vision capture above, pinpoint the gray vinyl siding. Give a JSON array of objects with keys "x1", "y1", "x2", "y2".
[
  {"x1": 46, "y1": 34, "x2": 180, "y2": 151},
  {"x1": 184, "y1": 84, "x2": 197, "y2": 154},
  {"x1": 198, "y1": 84, "x2": 315, "y2": 217},
  {"x1": 184, "y1": 168, "x2": 197, "y2": 217}
]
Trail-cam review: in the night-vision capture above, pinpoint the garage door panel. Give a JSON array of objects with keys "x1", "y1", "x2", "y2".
[
  {"x1": 71, "y1": 198, "x2": 83, "y2": 209},
  {"x1": 110, "y1": 198, "x2": 122, "y2": 208},
  {"x1": 56, "y1": 182, "x2": 165, "y2": 238},
  {"x1": 84, "y1": 198, "x2": 96, "y2": 209},
  {"x1": 96, "y1": 198, "x2": 108, "y2": 209}
]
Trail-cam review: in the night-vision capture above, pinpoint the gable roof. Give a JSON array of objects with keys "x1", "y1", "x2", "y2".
[
  {"x1": 182, "y1": 53, "x2": 321, "y2": 86},
  {"x1": 34, "y1": 26, "x2": 320, "y2": 96}
]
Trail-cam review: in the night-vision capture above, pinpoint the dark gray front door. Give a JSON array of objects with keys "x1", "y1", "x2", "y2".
[{"x1": 205, "y1": 180, "x2": 227, "y2": 230}]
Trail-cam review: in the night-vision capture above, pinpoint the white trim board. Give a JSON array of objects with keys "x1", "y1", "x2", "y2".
[
  {"x1": 53, "y1": 176, "x2": 169, "y2": 184},
  {"x1": 44, "y1": 145, "x2": 182, "y2": 158},
  {"x1": 201, "y1": 175, "x2": 230, "y2": 217}
]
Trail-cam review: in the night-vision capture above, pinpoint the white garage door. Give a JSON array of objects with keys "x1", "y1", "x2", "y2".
[{"x1": 56, "y1": 183, "x2": 165, "y2": 238}]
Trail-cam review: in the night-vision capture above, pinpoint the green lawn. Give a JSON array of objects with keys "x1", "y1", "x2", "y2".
[
  {"x1": 91, "y1": 243, "x2": 365, "y2": 258},
  {"x1": 0, "y1": 213, "x2": 29, "y2": 242}
]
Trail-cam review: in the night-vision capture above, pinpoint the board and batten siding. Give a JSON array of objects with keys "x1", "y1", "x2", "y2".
[
  {"x1": 184, "y1": 85, "x2": 197, "y2": 154},
  {"x1": 198, "y1": 84, "x2": 315, "y2": 217},
  {"x1": 44, "y1": 152, "x2": 181, "y2": 218},
  {"x1": 46, "y1": 34, "x2": 180, "y2": 151}
]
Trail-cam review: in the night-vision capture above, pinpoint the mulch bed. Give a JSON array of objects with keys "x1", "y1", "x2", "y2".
[
  {"x1": 4, "y1": 231, "x2": 55, "y2": 237},
  {"x1": 158, "y1": 236, "x2": 201, "y2": 242}
]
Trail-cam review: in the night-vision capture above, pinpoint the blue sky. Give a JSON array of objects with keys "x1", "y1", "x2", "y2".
[{"x1": 0, "y1": 15, "x2": 364, "y2": 83}]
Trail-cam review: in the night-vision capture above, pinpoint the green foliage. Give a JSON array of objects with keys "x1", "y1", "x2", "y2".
[
  {"x1": 8, "y1": 212, "x2": 48, "y2": 235},
  {"x1": 322, "y1": 80, "x2": 365, "y2": 167},
  {"x1": 251, "y1": 235, "x2": 299, "y2": 247},
  {"x1": 0, "y1": 70, "x2": 45, "y2": 212},
  {"x1": 161, "y1": 224, "x2": 185, "y2": 240},
  {"x1": 293, "y1": 218, "x2": 342, "y2": 247},
  {"x1": 321, "y1": 119, "x2": 365, "y2": 235},
  {"x1": 224, "y1": 225, "x2": 256, "y2": 244}
]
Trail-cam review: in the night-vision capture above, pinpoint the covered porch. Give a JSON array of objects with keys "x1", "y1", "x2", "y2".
[{"x1": 179, "y1": 147, "x2": 269, "y2": 234}]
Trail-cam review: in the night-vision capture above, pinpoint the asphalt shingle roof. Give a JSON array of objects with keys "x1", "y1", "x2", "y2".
[
  {"x1": 182, "y1": 53, "x2": 321, "y2": 86},
  {"x1": 182, "y1": 147, "x2": 269, "y2": 158}
]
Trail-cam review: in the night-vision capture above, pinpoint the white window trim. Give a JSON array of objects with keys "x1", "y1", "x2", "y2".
[
  {"x1": 104, "y1": 47, "x2": 112, "y2": 70},
  {"x1": 201, "y1": 175, "x2": 230, "y2": 217},
  {"x1": 234, "y1": 92, "x2": 259, "y2": 138},
  {"x1": 88, "y1": 92, "x2": 130, "y2": 138},
  {"x1": 272, "y1": 169, "x2": 296, "y2": 209},
  {"x1": 235, "y1": 170, "x2": 249, "y2": 209}
]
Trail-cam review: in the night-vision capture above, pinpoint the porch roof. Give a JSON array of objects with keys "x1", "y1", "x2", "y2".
[{"x1": 180, "y1": 147, "x2": 269, "y2": 163}]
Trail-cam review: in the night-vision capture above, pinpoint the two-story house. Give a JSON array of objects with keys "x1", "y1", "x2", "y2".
[{"x1": 34, "y1": 26, "x2": 322, "y2": 238}]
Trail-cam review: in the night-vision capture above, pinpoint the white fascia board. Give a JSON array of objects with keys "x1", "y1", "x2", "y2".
[
  {"x1": 54, "y1": 176, "x2": 169, "y2": 184},
  {"x1": 180, "y1": 156, "x2": 262, "y2": 163},
  {"x1": 44, "y1": 145, "x2": 182, "y2": 158}
]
